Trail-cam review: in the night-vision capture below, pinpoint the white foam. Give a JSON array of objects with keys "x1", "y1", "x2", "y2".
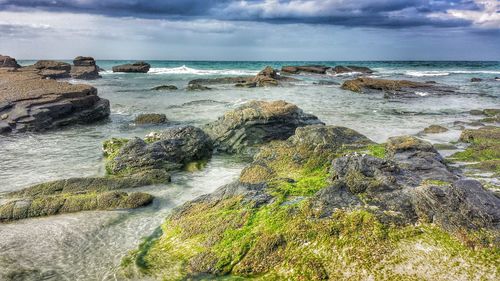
[
  {"x1": 415, "y1": 91, "x2": 429, "y2": 97},
  {"x1": 100, "y1": 65, "x2": 258, "y2": 76},
  {"x1": 405, "y1": 71, "x2": 450, "y2": 77}
]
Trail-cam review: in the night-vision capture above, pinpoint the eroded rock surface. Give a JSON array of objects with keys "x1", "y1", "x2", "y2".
[
  {"x1": 70, "y1": 56, "x2": 101, "y2": 79},
  {"x1": 204, "y1": 100, "x2": 323, "y2": 153},
  {"x1": 0, "y1": 68, "x2": 110, "y2": 133},
  {"x1": 112, "y1": 61, "x2": 150, "y2": 73},
  {"x1": 0, "y1": 55, "x2": 20, "y2": 69}
]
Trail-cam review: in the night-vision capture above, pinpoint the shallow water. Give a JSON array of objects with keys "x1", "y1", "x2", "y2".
[{"x1": 0, "y1": 61, "x2": 499, "y2": 280}]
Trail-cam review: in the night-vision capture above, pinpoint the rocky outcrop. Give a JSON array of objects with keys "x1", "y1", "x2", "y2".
[
  {"x1": 70, "y1": 56, "x2": 101, "y2": 79},
  {"x1": 332, "y1": 65, "x2": 374, "y2": 74},
  {"x1": 203, "y1": 100, "x2": 323, "y2": 154},
  {"x1": 0, "y1": 69, "x2": 110, "y2": 133},
  {"x1": 151, "y1": 85, "x2": 178, "y2": 91},
  {"x1": 281, "y1": 65, "x2": 373, "y2": 75},
  {"x1": 112, "y1": 61, "x2": 150, "y2": 73},
  {"x1": 32, "y1": 60, "x2": 71, "y2": 79},
  {"x1": 341, "y1": 77, "x2": 457, "y2": 98},
  {"x1": 281, "y1": 65, "x2": 330, "y2": 74},
  {"x1": 123, "y1": 124, "x2": 499, "y2": 280},
  {"x1": 134, "y1": 113, "x2": 167, "y2": 125},
  {"x1": 0, "y1": 171, "x2": 169, "y2": 222},
  {"x1": 0, "y1": 55, "x2": 20, "y2": 68},
  {"x1": 105, "y1": 125, "x2": 213, "y2": 176}
]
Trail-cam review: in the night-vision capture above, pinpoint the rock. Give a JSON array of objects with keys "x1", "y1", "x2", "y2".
[
  {"x1": 0, "y1": 171, "x2": 168, "y2": 222},
  {"x1": 73, "y1": 56, "x2": 96, "y2": 66},
  {"x1": 112, "y1": 61, "x2": 150, "y2": 73},
  {"x1": 70, "y1": 56, "x2": 101, "y2": 79},
  {"x1": 0, "y1": 68, "x2": 110, "y2": 133},
  {"x1": 413, "y1": 179, "x2": 500, "y2": 230},
  {"x1": 470, "y1": 77, "x2": 482, "y2": 82},
  {"x1": 0, "y1": 191, "x2": 153, "y2": 222},
  {"x1": 422, "y1": 124, "x2": 448, "y2": 134},
  {"x1": 134, "y1": 113, "x2": 168, "y2": 125},
  {"x1": 106, "y1": 125, "x2": 213, "y2": 175},
  {"x1": 203, "y1": 100, "x2": 323, "y2": 154},
  {"x1": 341, "y1": 77, "x2": 458, "y2": 98},
  {"x1": 313, "y1": 80, "x2": 339, "y2": 85},
  {"x1": 252, "y1": 66, "x2": 279, "y2": 87},
  {"x1": 32, "y1": 60, "x2": 71, "y2": 79},
  {"x1": 188, "y1": 77, "x2": 253, "y2": 85},
  {"x1": 289, "y1": 124, "x2": 374, "y2": 149},
  {"x1": 151, "y1": 85, "x2": 178, "y2": 91},
  {"x1": 187, "y1": 83, "x2": 211, "y2": 91},
  {"x1": 0, "y1": 55, "x2": 20, "y2": 68},
  {"x1": 332, "y1": 65, "x2": 374, "y2": 74},
  {"x1": 281, "y1": 65, "x2": 330, "y2": 74}
]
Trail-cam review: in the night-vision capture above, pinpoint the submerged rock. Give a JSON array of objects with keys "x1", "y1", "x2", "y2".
[
  {"x1": 0, "y1": 55, "x2": 21, "y2": 68},
  {"x1": 106, "y1": 125, "x2": 213, "y2": 175},
  {"x1": 422, "y1": 124, "x2": 448, "y2": 134},
  {"x1": 186, "y1": 83, "x2": 211, "y2": 91},
  {"x1": 341, "y1": 77, "x2": 457, "y2": 98},
  {"x1": 112, "y1": 61, "x2": 150, "y2": 73},
  {"x1": 0, "y1": 68, "x2": 110, "y2": 133},
  {"x1": 0, "y1": 171, "x2": 168, "y2": 222},
  {"x1": 70, "y1": 56, "x2": 101, "y2": 80},
  {"x1": 203, "y1": 100, "x2": 323, "y2": 154},
  {"x1": 134, "y1": 113, "x2": 168, "y2": 125},
  {"x1": 188, "y1": 77, "x2": 253, "y2": 85},
  {"x1": 151, "y1": 85, "x2": 178, "y2": 91}
]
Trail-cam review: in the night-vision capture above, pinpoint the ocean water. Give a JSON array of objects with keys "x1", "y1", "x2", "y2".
[{"x1": 0, "y1": 61, "x2": 499, "y2": 280}]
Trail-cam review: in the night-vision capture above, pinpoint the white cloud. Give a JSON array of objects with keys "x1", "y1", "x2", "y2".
[{"x1": 429, "y1": 0, "x2": 500, "y2": 29}]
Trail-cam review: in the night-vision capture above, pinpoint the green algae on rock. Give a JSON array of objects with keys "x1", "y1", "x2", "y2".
[
  {"x1": 204, "y1": 100, "x2": 323, "y2": 154},
  {"x1": 134, "y1": 113, "x2": 168, "y2": 125},
  {"x1": 121, "y1": 125, "x2": 499, "y2": 280},
  {"x1": 104, "y1": 125, "x2": 213, "y2": 176}
]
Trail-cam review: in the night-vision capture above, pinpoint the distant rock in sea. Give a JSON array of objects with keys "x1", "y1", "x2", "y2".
[
  {"x1": 70, "y1": 56, "x2": 101, "y2": 79},
  {"x1": 281, "y1": 64, "x2": 374, "y2": 75},
  {"x1": 112, "y1": 61, "x2": 151, "y2": 73}
]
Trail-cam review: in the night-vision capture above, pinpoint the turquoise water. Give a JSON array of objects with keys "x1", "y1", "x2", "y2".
[{"x1": 0, "y1": 60, "x2": 499, "y2": 280}]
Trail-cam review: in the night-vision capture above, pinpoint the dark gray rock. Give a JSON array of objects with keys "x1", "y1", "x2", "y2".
[
  {"x1": 332, "y1": 65, "x2": 374, "y2": 74},
  {"x1": 151, "y1": 85, "x2": 178, "y2": 91},
  {"x1": 134, "y1": 113, "x2": 168, "y2": 125},
  {"x1": 112, "y1": 61, "x2": 150, "y2": 73},
  {"x1": 0, "y1": 55, "x2": 20, "y2": 68},
  {"x1": 107, "y1": 125, "x2": 213, "y2": 175},
  {"x1": 203, "y1": 100, "x2": 324, "y2": 154},
  {"x1": 281, "y1": 65, "x2": 330, "y2": 74},
  {"x1": 413, "y1": 179, "x2": 500, "y2": 231}
]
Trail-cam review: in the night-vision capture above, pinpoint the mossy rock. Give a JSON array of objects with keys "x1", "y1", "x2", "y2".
[
  {"x1": 422, "y1": 125, "x2": 448, "y2": 134},
  {"x1": 134, "y1": 113, "x2": 168, "y2": 125}
]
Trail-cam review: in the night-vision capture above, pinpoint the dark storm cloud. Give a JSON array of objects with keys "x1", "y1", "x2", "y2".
[{"x1": 0, "y1": 0, "x2": 482, "y2": 28}]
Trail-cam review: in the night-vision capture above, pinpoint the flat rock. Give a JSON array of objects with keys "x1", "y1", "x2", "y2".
[
  {"x1": 134, "y1": 113, "x2": 168, "y2": 125},
  {"x1": 281, "y1": 65, "x2": 330, "y2": 74},
  {"x1": 32, "y1": 60, "x2": 71, "y2": 79},
  {"x1": 332, "y1": 65, "x2": 374, "y2": 74},
  {"x1": 203, "y1": 100, "x2": 324, "y2": 154},
  {"x1": 112, "y1": 61, "x2": 150, "y2": 73},
  {"x1": 151, "y1": 85, "x2": 178, "y2": 91},
  {"x1": 341, "y1": 77, "x2": 458, "y2": 98},
  {"x1": 0, "y1": 68, "x2": 110, "y2": 133},
  {"x1": 70, "y1": 56, "x2": 101, "y2": 79}
]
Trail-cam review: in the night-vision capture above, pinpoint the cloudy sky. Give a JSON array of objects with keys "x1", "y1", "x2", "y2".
[{"x1": 0, "y1": 0, "x2": 499, "y2": 60}]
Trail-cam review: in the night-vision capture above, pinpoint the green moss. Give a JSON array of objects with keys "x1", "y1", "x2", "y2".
[
  {"x1": 102, "y1": 137, "x2": 129, "y2": 158},
  {"x1": 421, "y1": 179, "x2": 452, "y2": 186},
  {"x1": 365, "y1": 144, "x2": 387, "y2": 158}
]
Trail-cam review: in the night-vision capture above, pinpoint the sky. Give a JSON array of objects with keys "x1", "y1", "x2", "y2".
[{"x1": 0, "y1": 0, "x2": 499, "y2": 60}]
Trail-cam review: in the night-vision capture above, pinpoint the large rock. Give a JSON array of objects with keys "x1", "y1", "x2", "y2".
[
  {"x1": 341, "y1": 77, "x2": 458, "y2": 98},
  {"x1": 32, "y1": 60, "x2": 71, "y2": 79},
  {"x1": 0, "y1": 55, "x2": 20, "y2": 68},
  {"x1": 203, "y1": 100, "x2": 324, "y2": 153},
  {"x1": 106, "y1": 125, "x2": 213, "y2": 175},
  {"x1": 0, "y1": 68, "x2": 110, "y2": 133},
  {"x1": 70, "y1": 56, "x2": 101, "y2": 79},
  {"x1": 134, "y1": 113, "x2": 168, "y2": 125},
  {"x1": 112, "y1": 61, "x2": 150, "y2": 73}
]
